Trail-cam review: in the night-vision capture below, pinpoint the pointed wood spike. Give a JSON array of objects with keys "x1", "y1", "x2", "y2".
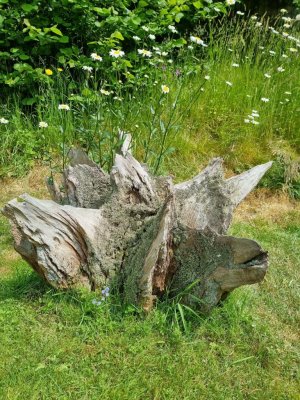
[{"x1": 226, "y1": 161, "x2": 273, "y2": 206}]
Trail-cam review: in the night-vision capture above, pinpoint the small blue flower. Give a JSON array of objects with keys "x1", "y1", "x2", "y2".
[{"x1": 92, "y1": 299, "x2": 102, "y2": 306}]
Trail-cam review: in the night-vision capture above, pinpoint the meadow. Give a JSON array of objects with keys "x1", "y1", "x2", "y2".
[{"x1": 0, "y1": 3, "x2": 300, "y2": 399}]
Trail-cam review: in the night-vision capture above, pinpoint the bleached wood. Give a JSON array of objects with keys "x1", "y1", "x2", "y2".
[{"x1": 3, "y1": 140, "x2": 272, "y2": 313}]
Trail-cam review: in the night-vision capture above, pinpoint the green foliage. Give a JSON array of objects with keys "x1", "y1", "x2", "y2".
[{"x1": 0, "y1": 0, "x2": 227, "y2": 92}]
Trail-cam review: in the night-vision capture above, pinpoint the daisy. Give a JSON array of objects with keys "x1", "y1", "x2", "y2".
[
  {"x1": 82, "y1": 66, "x2": 93, "y2": 72},
  {"x1": 39, "y1": 121, "x2": 48, "y2": 128},
  {"x1": 91, "y1": 53, "x2": 102, "y2": 61},
  {"x1": 100, "y1": 89, "x2": 111, "y2": 95},
  {"x1": 261, "y1": 98, "x2": 269, "y2": 102},
  {"x1": 138, "y1": 49, "x2": 152, "y2": 57},
  {"x1": 232, "y1": 63, "x2": 239, "y2": 67},
  {"x1": 289, "y1": 47, "x2": 298, "y2": 52},
  {"x1": 58, "y1": 104, "x2": 70, "y2": 110},
  {"x1": 133, "y1": 36, "x2": 141, "y2": 41},
  {"x1": 161, "y1": 84, "x2": 170, "y2": 94},
  {"x1": 149, "y1": 34, "x2": 156, "y2": 40},
  {"x1": 109, "y1": 49, "x2": 125, "y2": 58},
  {"x1": 0, "y1": 117, "x2": 9, "y2": 124},
  {"x1": 204, "y1": 75, "x2": 210, "y2": 80},
  {"x1": 277, "y1": 67, "x2": 285, "y2": 72},
  {"x1": 226, "y1": 0, "x2": 236, "y2": 5},
  {"x1": 190, "y1": 36, "x2": 207, "y2": 47}
]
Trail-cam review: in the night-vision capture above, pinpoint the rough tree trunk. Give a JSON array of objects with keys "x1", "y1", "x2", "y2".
[{"x1": 2, "y1": 136, "x2": 272, "y2": 313}]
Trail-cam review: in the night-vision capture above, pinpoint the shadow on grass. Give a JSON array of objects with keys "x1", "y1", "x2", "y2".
[{"x1": 0, "y1": 270, "x2": 49, "y2": 301}]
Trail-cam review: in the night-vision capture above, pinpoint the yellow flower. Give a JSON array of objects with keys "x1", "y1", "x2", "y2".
[
  {"x1": 45, "y1": 69, "x2": 53, "y2": 76},
  {"x1": 57, "y1": 68, "x2": 63, "y2": 72}
]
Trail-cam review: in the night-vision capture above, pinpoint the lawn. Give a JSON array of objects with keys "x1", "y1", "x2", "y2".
[{"x1": 0, "y1": 172, "x2": 299, "y2": 400}]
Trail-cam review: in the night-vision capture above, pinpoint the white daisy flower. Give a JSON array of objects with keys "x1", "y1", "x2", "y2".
[
  {"x1": 137, "y1": 49, "x2": 152, "y2": 57},
  {"x1": 149, "y1": 34, "x2": 156, "y2": 40},
  {"x1": 232, "y1": 63, "x2": 239, "y2": 67},
  {"x1": 277, "y1": 67, "x2": 285, "y2": 72},
  {"x1": 100, "y1": 89, "x2": 111, "y2": 96},
  {"x1": 251, "y1": 15, "x2": 258, "y2": 20},
  {"x1": 109, "y1": 49, "x2": 125, "y2": 58},
  {"x1": 133, "y1": 36, "x2": 141, "y2": 41},
  {"x1": 141, "y1": 26, "x2": 149, "y2": 32},
  {"x1": 0, "y1": 117, "x2": 9, "y2": 124},
  {"x1": 226, "y1": 0, "x2": 236, "y2": 5},
  {"x1": 261, "y1": 97, "x2": 269, "y2": 102},
  {"x1": 91, "y1": 53, "x2": 102, "y2": 61},
  {"x1": 39, "y1": 121, "x2": 48, "y2": 128},
  {"x1": 204, "y1": 75, "x2": 210, "y2": 80},
  {"x1": 58, "y1": 104, "x2": 70, "y2": 110},
  {"x1": 161, "y1": 84, "x2": 170, "y2": 94},
  {"x1": 289, "y1": 47, "x2": 298, "y2": 52},
  {"x1": 82, "y1": 66, "x2": 93, "y2": 72}
]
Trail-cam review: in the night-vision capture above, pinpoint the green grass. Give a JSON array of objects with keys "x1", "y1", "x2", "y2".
[
  {"x1": 0, "y1": 193, "x2": 299, "y2": 399},
  {"x1": 0, "y1": 12, "x2": 299, "y2": 188}
]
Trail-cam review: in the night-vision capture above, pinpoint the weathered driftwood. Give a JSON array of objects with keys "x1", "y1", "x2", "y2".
[{"x1": 2, "y1": 136, "x2": 272, "y2": 313}]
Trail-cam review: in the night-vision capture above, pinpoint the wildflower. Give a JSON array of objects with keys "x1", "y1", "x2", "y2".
[
  {"x1": 58, "y1": 104, "x2": 70, "y2": 110},
  {"x1": 161, "y1": 84, "x2": 170, "y2": 94},
  {"x1": 204, "y1": 75, "x2": 210, "y2": 80},
  {"x1": 264, "y1": 73, "x2": 271, "y2": 78},
  {"x1": 100, "y1": 89, "x2": 111, "y2": 95},
  {"x1": 0, "y1": 117, "x2": 9, "y2": 124},
  {"x1": 277, "y1": 66, "x2": 285, "y2": 72},
  {"x1": 214, "y1": 7, "x2": 221, "y2": 12},
  {"x1": 167, "y1": 59, "x2": 173, "y2": 64},
  {"x1": 91, "y1": 53, "x2": 102, "y2": 61},
  {"x1": 236, "y1": 11, "x2": 244, "y2": 16},
  {"x1": 45, "y1": 69, "x2": 53, "y2": 76},
  {"x1": 259, "y1": 46, "x2": 264, "y2": 50},
  {"x1": 187, "y1": 45, "x2": 194, "y2": 50},
  {"x1": 296, "y1": 14, "x2": 300, "y2": 21},
  {"x1": 82, "y1": 66, "x2": 93, "y2": 72},
  {"x1": 269, "y1": 50, "x2": 276, "y2": 55},
  {"x1": 168, "y1": 25, "x2": 177, "y2": 33},
  {"x1": 133, "y1": 36, "x2": 141, "y2": 41},
  {"x1": 232, "y1": 63, "x2": 239, "y2": 67},
  {"x1": 282, "y1": 32, "x2": 289, "y2": 37},
  {"x1": 251, "y1": 15, "x2": 258, "y2": 20},
  {"x1": 244, "y1": 119, "x2": 250, "y2": 123},
  {"x1": 289, "y1": 47, "x2": 298, "y2": 52},
  {"x1": 285, "y1": 91, "x2": 291, "y2": 95},
  {"x1": 141, "y1": 26, "x2": 149, "y2": 31},
  {"x1": 149, "y1": 34, "x2": 156, "y2": 40},
  {"x1": 252, "y1": 112, "x2": 259, "y2": 118},
  {"x1": 280, "y1": 8, "x2": 288, "y2": 13},
  {"x1": 282, "y1": 54, "x2": 288, "y2": 58},
  {"x1": 39, "y1": 121, "x2": 48, "y2": 128},
  {"x1": 190, "y1": 36, "x2": 207, "y2": 47},
  {"x1": 101, "y1": 287, "x2": 110, "y2": 297},
  {"x1": 162, "y1": 51, "x2": 168, "y2": 56},
  {"x1": 283, "y1": 23, "x2": 291, "y2": 28},
  {"x1": 282, "y1": 17, "x2": 292, "y2": 22},
  {"x1": 261, "y1": 97, "x2": 269, "y2": 102},
  {"x1": 228, "y1": 48, "x2": 233, "y2": 52},
  {"x1": 138, "y1": 49, "x2": 152, "y2": 57},
  {"x1": 226, "y1": 0, "x2": 236, "y2": 5},
  {"x1": 57, "y1": 68, "x2": 63, "y2": 72},
  {"x1": 256, "y1": 22, "x2": 262, "y2": 27},
  {"x1": 200, "y1": 88, "x2": 205, "y2": 92},
  {"x1": 285, "y1": 98, "x2": 290, "y2": 102},
  {"x1": 109, "y1": 49, "x2": 125, "y2": 58},
  {"x1": 226, "y1": 81, "x2": 233, "y2": 86},
  {"x1": 92, "y1": 299, "x2": 102, "y2": 306},
  {"x1": 251, "y1": 120, "x2": 260, "y2": 125}
]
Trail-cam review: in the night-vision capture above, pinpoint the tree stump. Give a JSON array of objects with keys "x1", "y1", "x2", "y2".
[{"x1": 2, "y1": 136, "x2": 272, "y2": 313}]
